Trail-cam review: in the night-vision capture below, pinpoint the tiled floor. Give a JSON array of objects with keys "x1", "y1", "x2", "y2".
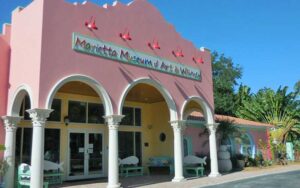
[{"x1": 51, "y1": 163, "x2": 300, "y2": 188}]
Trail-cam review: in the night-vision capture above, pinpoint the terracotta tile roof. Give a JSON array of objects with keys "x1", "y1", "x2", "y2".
[
  {"x1": 188, "y1": 111, "x2": 274, "y2": 127},
  {"x1": 215, "y1": 115, "x2": 274, "y2": 127}
]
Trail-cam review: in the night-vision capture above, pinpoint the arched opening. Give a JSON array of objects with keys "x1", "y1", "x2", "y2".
[
  {"x1": 181, "y1": 99, "x2": 210, "y2": 158},
  {"x1": 46, "y1": 80, "x2": 110, "y2": 180},
  {"x1": 119, "y1": 80, "x2": 177, "y2": 175},
  {"x1": 9, "y1": 85, "x2": 34, "y2": 116},
  {"x1": 10, "y1": 89, "x2": 33, "y2": 168},
  {"x1": 46, "y1": 74, "x2": 113, "y2": 116},
  {"x1": 236, "y1": 133, "x2": 255, "y2": 158}
]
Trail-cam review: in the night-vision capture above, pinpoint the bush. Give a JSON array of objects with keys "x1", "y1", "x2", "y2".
[{"x1": 245, "y1": 156, "x2": 257, "y2": 167}]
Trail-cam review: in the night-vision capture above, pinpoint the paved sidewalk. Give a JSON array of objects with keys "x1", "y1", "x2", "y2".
[{"x1": 53, "y1": 164, "x2": 300, "y2": 188}]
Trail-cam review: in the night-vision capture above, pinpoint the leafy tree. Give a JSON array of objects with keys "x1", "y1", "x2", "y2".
[
  {"x1": 234, "y1": 84, "x2": 252, "y2": 112},
  {"x1": 212, "y1": 51, "x2": 242, "y2": 115},
  {"x1": 236, "y1": 86, "x2": 300, "y2": 144}
]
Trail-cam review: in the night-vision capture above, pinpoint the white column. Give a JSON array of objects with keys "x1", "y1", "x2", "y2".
[
  {"x1": 104, "y1": 115, "x2": 124, "y2": 188},
  {"x1": 206, "y1": 123, "x2": 221, "y2": 177},
  {"x1": 27, "y1": 108, "x2": 53, "y2": 188},
  {"x1": 170, "y1": 120, "x2": 186, "y2": 182},
  {"x1": 1, "y1": 116, "x2": 21, "y2": 188}
]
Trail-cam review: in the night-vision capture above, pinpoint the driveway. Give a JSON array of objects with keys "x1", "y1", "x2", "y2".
[{"x1": 202, "y1": 170, "x2": 300, "y2": 188}]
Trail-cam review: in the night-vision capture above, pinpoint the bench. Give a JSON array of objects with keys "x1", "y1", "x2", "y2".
[
  {"x1": 183, "y1": 155, "x2": 206, "y2": 177},
  {"x1": 17, "y1": 163, "x2": 49, "y2": 188},
  {"x1": 43, "y1": 160, "x2": 64, "y2": 185},
  {"x1": 44, "y1": 170, "x2": 64, "y2": 185},
  {"x1": 119, "y1": 156, "x2": 143, "y2": 177},
  {"x1": 147, "y1": 156, "x2": 174, "y2": 175}
]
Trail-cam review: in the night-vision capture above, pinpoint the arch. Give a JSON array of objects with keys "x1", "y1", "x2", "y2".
[
  {"x1": 180, "y1": 96, "x2": 214, "y2": 124},
  {"x1": 45, "y1": 74, "x2": 113, "y2": 116},
  {"x1": 239, "y1": 132, "x2": 255, "y2": 158},
  {"x1": 182, "y1": 108, "x2": 202, "y2": 120},
  {"x1": 9, "y1": 84, "x2": 34, "y2": 116},
  {"x1": 118, "y1": 77, "x2": 178, "y2": 121}
]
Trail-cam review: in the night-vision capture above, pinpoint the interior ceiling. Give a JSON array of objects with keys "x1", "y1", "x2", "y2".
[
  {"x1": 58, "y1": 81, "x2": 98, "y2": 96},
  {"x1": 58, "y1": 81, "x2": 165, "y2": 103},
  {"x1": 185, "y1": 101, "x2": 203, "y2": 113},
  {"x1": 126, "y1": 84, "x2": 165, "y2": 103}
]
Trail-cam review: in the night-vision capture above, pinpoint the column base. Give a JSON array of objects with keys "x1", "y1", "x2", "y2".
[
  {"x1": 107, "y1": 183, "x2": 121, "y2": 188},
  {"x1": 172, "y1": 176, "x2": 186, "y2": 182},
  {"x1": 209, "y1": 172, "x2": 221, "y2": 177}
]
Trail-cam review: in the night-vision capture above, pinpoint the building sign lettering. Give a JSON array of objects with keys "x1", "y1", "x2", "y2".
[{"x1": 72, "y1": 33, "x2": 201, "y2": 81}]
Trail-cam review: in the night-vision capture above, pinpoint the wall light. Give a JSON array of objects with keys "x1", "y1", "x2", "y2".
[
  {"x1": 147, "y1": 124, "x2": 153, "y2": 130},
  {"x1": 64, "y1": 116, "x2": 70, "y2": 126},
  {"x1": 85, "y1": 16, "x2": 98, "y2": 30},
  {"x1": 172, "y1": 49, "x2": 184, "y2": 57},
  {"x1": 193, "y1": 57, "x2": 204, "y2": 64},
  {"x1": 148, "y1": 40, "x2": 161, "y2": 50},
  {"x1": 119, "y1": 29, "x2": 132, "y2": 41}
]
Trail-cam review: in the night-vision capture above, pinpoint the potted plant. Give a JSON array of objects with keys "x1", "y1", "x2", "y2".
[
  {"x1": 199, "y1": 119, "x2": 241, "y2": 172},
  {"x1": 235, "y1": 154, "x2": 245, "y2": 169},
  {"x1": 0, "y1": 145, "x2": 8, "y2": 188}
]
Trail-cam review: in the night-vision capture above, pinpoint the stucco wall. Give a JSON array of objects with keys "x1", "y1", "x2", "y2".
[
  {"x1": 184, "y1": 127, "x2": 209, "y2": 156},
  {"x1": 0, "y1": 24, "x2": 11, "y2": 158},
  {"x1": 34, "y1": 0, "x2": 214, "y2": 118},
  {"x1": 7, "y1": 0, "x2": 44, "y2": 115}
]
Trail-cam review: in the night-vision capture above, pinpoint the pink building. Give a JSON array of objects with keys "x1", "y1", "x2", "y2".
[
  {"x1": 0, "y1": 0, "x2": 272, "y2": 188},
  {"x1": 0, "y1": 1, "x2": 219, "y2": 187}
]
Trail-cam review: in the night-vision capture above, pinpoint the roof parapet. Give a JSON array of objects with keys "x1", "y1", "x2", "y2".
[{"x1": 12, "y1": 6, "x2": 24, "y2": 13}]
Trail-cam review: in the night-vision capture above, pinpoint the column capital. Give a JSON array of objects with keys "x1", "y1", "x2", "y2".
[
  {"x1": 26, "y1": 108, "x2": 53, "y2": 127},
  {"x1": 205, "y1": 123, "x2": 219, "y2": 133},
  {"x1": 170, "y1": 120, "x2": 187, "y2": 131},
  {"x1": 104, "y1": 115, "x2": 125, "y2": 129},
  {"x1": 1, "y1": 116, "x2": 22, "y2": 132}
]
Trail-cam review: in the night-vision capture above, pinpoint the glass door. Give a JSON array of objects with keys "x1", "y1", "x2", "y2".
[
  {"x1": 68, "y1": 131, "x2": 103, "y2": 180},
  {"x1": 69, "y1": 133, "x2": 85, "y2": 177},
  {"x1": 88, "y1": 133, "x2": 103, "y2": 175}
]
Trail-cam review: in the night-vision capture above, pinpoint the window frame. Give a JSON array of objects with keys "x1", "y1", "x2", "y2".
[
  {"x1": 120, "y1": 106, "x2": 142, "y2": 127},
  {"x1": 67, "y1": 99, "x2": 105, "y2": 125},
  {"x1": 48, "y1": 98, "x2": 62, "y2": 122}
]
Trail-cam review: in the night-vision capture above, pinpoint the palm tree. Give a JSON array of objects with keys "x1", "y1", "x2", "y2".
[{"x1": 236, "y1": 86, "x2": 300, "y2": 144}]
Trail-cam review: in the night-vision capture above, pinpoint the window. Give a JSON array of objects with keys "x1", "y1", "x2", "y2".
[
  {"x1": 183, "y1": 137, "x2": 193, "y2": 156},
  {"x1": 68, "y1": 100, "x2": 105, "y2": 124},
  {"x1": 88, "y1": 103, "x2": 105, "y2": 124},
  {"x1": 238, "y1": 134, "x2": 255, "y2": 158},
  {"x1": 44, "y1": 129, "x2": 60, "y2": 163},
  {"x1": 15, "y1": 128, "x2": 33, "y2": 165},
  {"x1": 118, "y1": 131, "x2": 142, "y2": 164},
  {"x1": 120, "y1": 107, "x2": 141, "y2": 126},
  {"x1": 19, "y1": 95, "x2": 30, "y2": 120},
  {"x1": 15, "y1": 128, "x2": 61, "y2": 166},
  {"x1": 68, "y1": 101, "x2": 87, "y2": 123},
  {"x1": 48, "y1": 99, "x2": 62, "y2": 122}
]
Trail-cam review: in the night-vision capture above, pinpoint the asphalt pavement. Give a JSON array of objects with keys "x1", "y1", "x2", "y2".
[{"x1": 202, "y1": 170, "x2": 300, "y2": 188}]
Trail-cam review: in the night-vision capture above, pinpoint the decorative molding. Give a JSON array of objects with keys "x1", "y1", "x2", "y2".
[
  {"x1": 26, "y1": 109, "x2": 53, "y2": 127},
  {"x1": 9, "y1": 84, "x2": 34, "y2": 116},
  {"x1": 1, "y1": 116, "x2": 22, "y2": 132},
  {"x1": 170, "y1": 120, "x2": 187, "y2": 131},
  {"x1": 205, "y1": 123, "x2": 219, "y2": 134},
  {"x1": 45, "y1": 74, "x2": 113, "y2": 116},
  {"x1": 103, "y1": 115, "x2": 125, "y2": 129}
]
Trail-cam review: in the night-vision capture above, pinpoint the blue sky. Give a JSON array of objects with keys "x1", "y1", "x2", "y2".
[{"x1": 1, "y1": 0, "x2": 299, "y2": 93}]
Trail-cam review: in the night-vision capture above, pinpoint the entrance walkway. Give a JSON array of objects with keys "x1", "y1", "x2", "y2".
[{"x1": 51, "y1": 163, "x2": 300, "y2": 188}]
